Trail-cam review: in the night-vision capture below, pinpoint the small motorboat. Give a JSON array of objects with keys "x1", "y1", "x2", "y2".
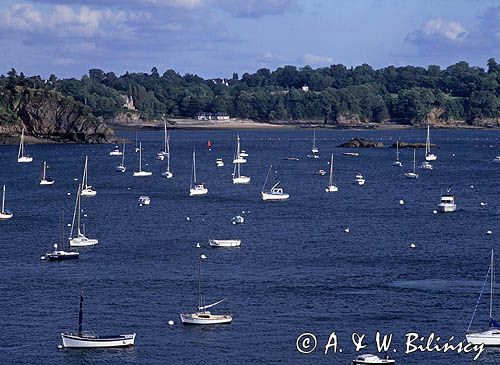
[
  {"x1": 231, "y1": 215, "x2": 244, "y2": 224},
  {"x1": 284, "y1": 157, "x2": 299, "y2": 161},
  {"x1": 306, "y1": 154, "x2": 319, "y2": 159},
  {"x1": 239, "y1": 150, "x2": 248, "y2": 157},
  {"x1": 209, "y1": 239, "x2": 241, "y2": 247},
  {"x1": 45, "y1": 244, "x2": 79, "y2": 261},
  {"x1": 354, "y1": 173, "x2": 365, "y2": 185},
  {"x1": 216, "y1": 158, "x2": 224, "y2": 167},
  {"x1": 343, "y1": 152, "x2": 359, "y2": 157},
  {"x1": 314, "y1": 169, "x2": 326, "y2": 176},
  {"x1": 138, "y1": 196, "x2": 151, "y2": 206},
  {"x1": 420, "y1": 161, "x2": 433, "y2": 170},
  {"x1": 109, "y1": 147, "x2": 122, "y2": 156},
  {"x1": 352, "y1": 354, "x2": 395, "y2": 364},
  {"x1": 438, "y1": 192, "x2": 456, "y2": 213},
  {"x1": 116, "y1": 165, "x2": 126, "y2": 173}
]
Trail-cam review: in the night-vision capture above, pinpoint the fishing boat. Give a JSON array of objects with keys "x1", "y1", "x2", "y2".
[
  {"x1": 392, "y1": 141, "x2": 403, "y2": 167},
  {"x1": 466, "y1": 250, "x2": 500, "y2": 346},
  {"x1": 17, "y1": 126, "x2": 33, "y2": 163},
  {"x1": 115, "y1": 141, "x2": 126, "y2": 172},
  {"x1": 261, "y1": 165, "x2": 289, "y2": 201},
  {"x1": 189, "y1": 150, "x2": 208, "y2": 196},
  {"x1": 133, "y1": 142, "x2": 152, "y2": 177},
  {"x1": 81, "y1": 156, "x2": 97, "y2": 196},
  {"x1": 0, "y1": 185, "x2": 13, "y2": 220},
  {"x1": 61, "y1": 294, "x2": 136, "y2": 348},
  {"x1": 40, "y1": 161, "x2": 55, "y2": 185},
  {"x1": 232, "y1": 134, "x2": 247, "y2": 164},
  {"x1": 138, "y1": 196, "x2": 151, "y2": 206},
  {"x1": 438, "y1": 192, "x2": 456, "y2": 213},
  {"x1": 161, "y1": 127, "x2": 173, "y2": 178},
  {"x1": 425, "y1": 125, "x2": 437, "y2": 161},
  {"x1": 420, "y1": 161, "x2": 433, "y2": 170},
  {"x1": 209, "y1": 239, "x2": 241, "y2": 247},
  {"x1": 180, "y1": 254, "x2": 232, "y2": 325},
  {"x1": 157, "y1": 122, "x2": 169, "y2": 160},
  {"x1": 353, "y1": 173, "x2": 365, "y2": 186},
  {"x1": 325, "y1": 153, "x2": 338, "y2": 192},
  {"x1": 352, "y1": 354, "x2": 395, "y2": 364},
  {"x1": 69, "y1": 185, "x2": 98, "y2": 247},
  {"x1": 216, "y1": 158, "x2": 224, "y2": 167},
  {"x1": 404, "y1": 149, "x2": 419, "y2": 179},
  {"x1": 109, "y1": 147, "x2": 122, "y2": 156},
  {"x1": 311, "y1": 130, "x2": 319, "y2": 154}
]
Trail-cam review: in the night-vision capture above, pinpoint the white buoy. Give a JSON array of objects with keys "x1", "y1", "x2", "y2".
[
  {"x1": 344, "y1": 227, "x2": 350, "y2": 233},
  {"x1": 487, "y1": 230, "x2": 493, "y2": 235},
  {"x1": 399, "y1": 200, "x2": 404, "y2": 205},
  {"x1": 186, "y1": 217, "x2": 190, "y2": 221},
  {"x1": 196, "y1": 243, "x2": 200, "y2": 248},
  {"x1": 452, "y1": 153, "x2": 455, "y2": 157},
  {"x1": 410, "y1": 243, "x2": 416, "y2": 248},
  {"x1": 40, "y1": 256, "x2": 46, "y2": 260},
  {"x1": 433, "y1": 210, "x2": 438, "y2": 214},
  {"x1": 481, "y1": 202, "x2": 487, "y2": 206},
  {"x1": 57, "y1": 344, "x2": 63, "y2": 349},
  {"x1": 168, "y1": 320, "x2": 174, "y2": 326},
  {"x1": 67, "y1": 223, "x2": 71, "y2": 227},
  {"x1": 127, "y1": 187, "x2": 131, "y2": 190},
  {"x1": 83, "y1": 214, "x2": 88, "y2": 217},
  {"x1": 471, "y1": 185, "x2": 474, "y2": 188},
  {"x1": 73, "y1": 178, "x2": 78, "y2": 181},
  {"x1": 67, "y1": 192, "x2": 71, "y2": 196}
]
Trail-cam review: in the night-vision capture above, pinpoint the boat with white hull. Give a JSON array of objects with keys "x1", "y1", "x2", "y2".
[
  {"x1": 40, "y1": 161, "x2": 55, "y2": 185},
  {"x1": 325, "y1": 153, "x2": 338, "y2": 192},
  {"x1": 425, "y1": 125, "x2": 437, "y2": 161},
  {"x1": 261, "y1": 166, "x2": 289, "y2": 201},
  {"x1": 161, "y1": 125, "x2": 173, "y2": 178},
  {"x1": 116, "y1": 141, "x2": 126, "y2": 172},
  {"x1": 133, "y1": 142, "x2": 152, "y2": 177},
  {"x1": 189, "y1": 150, "x2": 208, "y2": 196},
  {"x1": 0, "y1": 185, "x2": 13, "y2": 220},
  {"x1": 233, "y1": 134, "x2": 250, "y2": 184},
  {"x1": 61, "y1": 294, "x2": 136, "y2": 348},
  {"x1": 81, "y1": 156, "x2": 97, "y2": 196},
  {"x1": 209, "y1": 239, "x2": 241, "y2": 247},
  {"x1": 17, "y1": 126, "x2": 33, "y2": 163},
  {"x1": 404, "y1": 149, "x2": 419, "y2": 179},
  {"x1": 438, "y1": 192, "x2": 456, "y2": 213},
  {"x1": 352, "y1": 354, "x2": 395, "y2": 364},
  {"x1": 392, "y1": 141, "x2": 403, "y2": 167},
  {"x1": 354, "y1": 173, "x2": 365, "y2": 186},
  {"x1": 180, "y1": 254, "x2": 232, "y2": 325},
  {"x1": 46, "y1": 244, "x2": 80, "y2": 261},
  {"x1": 466, "y1": 250, "x2": 500, "y2": 346},
  {"x1": 69, "y1": 185, "x2": 98, "y2": 247}
]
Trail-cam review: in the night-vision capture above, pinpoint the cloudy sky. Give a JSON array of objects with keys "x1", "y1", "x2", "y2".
[{"x1": 0, "y1": 0, "x2": 499, "y2": 78}]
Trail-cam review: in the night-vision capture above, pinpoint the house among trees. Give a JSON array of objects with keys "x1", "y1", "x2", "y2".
[
  {"x1": 301, "y1": 85, "x2": 309, "y2": 92},
  {"x1": 197, "y1": 112, "x2": 212, "y2": 120},
  {"x1": 197, "y1": 112, "x2": 230, "y2": 121},
  {"x1": 215, "y1": 112, "x2": 230, "y2": 120}
]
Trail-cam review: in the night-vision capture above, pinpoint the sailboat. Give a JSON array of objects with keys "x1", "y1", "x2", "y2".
[
  {"x1": 392, "y1": 141, "x2": 403, "y2": 167},
  {"x1": 133, "y1": 142, "x2": 152, "y2": 177},
  {"x1": 189, "y1": 150, "x2": 208, "y2": 196},
  {"x1": 0, "y1": 185, "x2": 13, "y2": 219},
  {"x1": 44, "y1": 212, "x2": 79, "y2": 260},
  {"x1": 404, "y1": 149, "x2": 418, "y2": 179},
  {"x1": 425, "y1": 125, "x2": 437, "y2": 161},
  {"x1": 161, "y1": 127, "x2": 173, "y2": 178},
  {"x1": 180, "y1": 254, "x2": 232, "y2": 325},
  {"x1": 39, "y1": 161, "x2": 55, "y2": 185},
  {"x1": 157, "y1": 122, "x2": 169, "y2": 160},
  {"x1": 261, "y1": 165, "x2": 289, "y2": 201},
  {"x1": 232, "y1": 134, "x2": 250, "y2": 184},
  {"x1": 115, "y1": 141, "x2": 126, "y2": 172},
  {"x1": 61, "y1": 294, "x2": 136, "y2": 348},
  {"x1": 80, "y1": 156, "x2": 97, "y2": 197},
  {"x1": 307, "y1": 130, "x2": 319, "y2": 159},
  {"x1": 69, "y1": 185, "x2": 98, "y2": 247},
  {"x1": 17, "y1": 126, "x2": 33, "y2": 163},
  {"x1": 325, "y1": 154, "x2": 338, "y2": 192},
  {"x1": 466, "y1": 250, "x2": 500, "y2": 346}
]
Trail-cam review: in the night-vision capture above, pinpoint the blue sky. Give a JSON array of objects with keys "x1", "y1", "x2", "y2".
[{"x1": 0, "y1": 0, "x2": 498, "y2": 78}]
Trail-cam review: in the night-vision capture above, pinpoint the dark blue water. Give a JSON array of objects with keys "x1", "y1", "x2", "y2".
[{"x1": 1, "y1": 128, "x2": 500, "y2": 364}]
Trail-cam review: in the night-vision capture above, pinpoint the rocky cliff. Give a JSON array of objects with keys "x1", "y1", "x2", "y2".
[{"x1": 0, "y1": 86, "x2": 116, "y2": 143}]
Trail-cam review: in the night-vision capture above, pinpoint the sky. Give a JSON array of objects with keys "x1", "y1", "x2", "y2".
[{"x1": 0, "y1": 0, "x2": 499, "y2": 79}]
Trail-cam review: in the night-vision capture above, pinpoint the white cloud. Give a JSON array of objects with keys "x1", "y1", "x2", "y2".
[
  {"x1": 301, "y1": 53, "x2": 333, "y2": 66},
  {"x1": 420, "y1": 18, "x2": 468, "y2": 41}
]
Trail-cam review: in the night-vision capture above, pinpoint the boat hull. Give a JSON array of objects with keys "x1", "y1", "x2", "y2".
[
  {"x1": 116, "y1": 166, "x2": 126, "y2": 173},
  {"x1": 404, "y1": 173, "x2": 418, "y2": 179},
  {"x1": 0, "y1": 211, "x2": 13, "y2": 219},
  {"x1": 17, "y1": 156, "x2": 33, "y2": 163},
  {"x1": 261, "y1": 191, "x2": 289, "y2": 201},
  {"x1": 392, "y1": 161, "x2": 402, "y2": 167},
  {"x1": 466, "y1": 330, "x2": 500, "y2": 346},
  {"x1": 47, "y1": 252, "x2": 80, "y2": 261},
  {"x1": 61, "y1": 333, "x2": 136, "y2": 348},
  {"x1": 161, "y1": 171, "x2": 173, "y2": 179},
  {"x1": 438, "y1": 203, "x2": 456, "y2": 213},
  {"x1": 209, "y1": 239, "x2": 241, "y2": 247},
  {"x1": 425, "y1": 154, "x2": 437, "y2": 161},
  {"x1": 40, "y1": 179, "x2": 55, "y2": 185},
  {"x1": 133, "y1": 171, "x2": 152, "y2": 177},
  {"x1": 70, "y1": 236, "x2": 98, "y2": 247},
  {"x1": 233, "y1": 176, "x2": 251, "y2": 184},
  {"x1": 189, "y1": 188, "x2": 208, "y2": 196},
  {"x1": 325, "y1": 185, "x2": 339, "y2": 192},
  {"x1": 81, "y1": 188, "x2": 97, "y2": 197},
  {"x1": 180, "y1": 313, "x2": 232, "y2": 325}
]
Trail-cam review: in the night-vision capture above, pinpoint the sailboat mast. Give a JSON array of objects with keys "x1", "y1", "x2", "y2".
[
  {"x1": 329, "y1": 154, "x2": 334, "y2": 186},
  {"x1": 139, "y1": 142, "x2": 142, "y2": 172},
  {"x1": 491, "y1": 250, "x2": 494, "y2": 319},
  {"x1": 262, "y1": 166, "x2": 271, "y2": 192},
  {"x1": 2, "y1": 185, "x2": 5, "y2": 213},
  {"x1": 198, "y1": 255, "x2": 202, "y2": 309},
  {"x1": 69, "y1": 185, "x2": 80, "y2": 239},
  {"x1": 121, "y1": 141, "x2": 125, "y2": 166},
  {"x1": 77, "y1": 184, "x2": 81, "y2": 236},
  {"x1": 413, "y1": 149, "x2": 416, "y2": 173},
  {"x1": 78, "y1": 294, "x2": 84, "y2": 335},
  {"x1": 42, "y1": 161, "x2": 46, "y2": 180},
  {"x1": 193, "y1": 150, "x2": 197, "y2": 184},
  {"x1": 18, "y1": 128, "x2": 24, "y2": 158},
  {"x1": 82, "y1": 156, "x2": 88, "y2": 189},
  {"x1": 164, "y1": 122, "x2": 167, "y2": 153},
  {"x1": 396, "y1": 141, "x2": 400, "y2": 161},
  {"x1": 426, "y1": 126, "x2": 430, "y2": 156}
]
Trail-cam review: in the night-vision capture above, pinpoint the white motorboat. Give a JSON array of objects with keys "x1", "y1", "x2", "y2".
[
  {"x1": 115, "y1": 141, "x2": 126, "y2": 172},
  {"x1": 138, "y1": 196, "x2": 151, "y2": 206},
  {"x1": 404, "y1": 149, "x2": 419, "y2": 179},
  {"x1": 189, "y1": 150, "x2": 208, "y2": 196},
  {"x1": 61, "y1": 294, "x2": 136, "y2": 348},
  {"x1": 180, "y1": 254, "x2": 232, "y2": 325},
  {"x1": 261, "y1": 166, "x2": 289, "y2": 201},
  {"x1": 392, "y1": 141, "x2": 403, "y2": 167},
  {"x1": 40, "y1": 161, "x2": 55, "y2": 185},
  {"x1": 420, "y1": 161, "x2": 433, "y2": 170},
  {"x1": 354, "y1": 173, "x2": 365, "y2": 185},
  {"x1": 425, "y1": 125, "x2": 437, "y2": 161},
  {"x1": 69, "y1": 185, "x2": 98, "y2": 247},
  {"x1": 311, "y1": 130, "x2": 319, "y2": 154},
  {"x1": 239, "y1": 150, "x2": 248, "y2": 157},
  {"x1": 109, "y1": 147, "x2": 122, "y2": 156},
  {"x1": 466, "y1": 250, "x2": 500, "y2": 346},
  {"x1": 438, "y1": 192, "x2": 456, "y2": 213},
  {"x1": 209, "y1": 239, "x2": 241, "y2": 247},
  {"x1": 133, "y1": 142, "x2": 152, "y2": 177},
  {"x1": 352, "y1": 354, "x2": 395, "y2": 364},
  {"x1": 17, "y1": 126, "x2": 33, "y2": 163},
  {"x1": 0, "y1": 185, "x2": 13, "y2": 220},
  {"x1": 492, "y1": 156, "x2": 500, "y2": 163},
  {"x1": 216, "y1": 158, "x2": 224, "y2": 167},
  {"x1": 231, "y1": 215, "x2": 244, "y2": 224},
  {"x1": 81, "y1": 156, "x2": 97, "y2": 196},
  {"x1": 325, "y1": 153, "x2": 338, "y2": 192},
  {"x1": 343, "y1": 152, "x2": 359, "y2": 157}
]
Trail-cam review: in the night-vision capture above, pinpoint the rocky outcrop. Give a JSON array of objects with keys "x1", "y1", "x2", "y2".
[
  {"x1": 338, "y1": 138, "x2": 384, "y2": 148},
  {"x1": 0, "y1": 87, "x2": 116, "y2": 143}
]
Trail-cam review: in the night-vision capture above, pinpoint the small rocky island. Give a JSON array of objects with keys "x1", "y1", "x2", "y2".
[
  {"x1": 338, "y1": 138, "x2": 384, "y2": 148},
  {"x1": 390, "y1": 142, "x2": 437, "y2": 148}
]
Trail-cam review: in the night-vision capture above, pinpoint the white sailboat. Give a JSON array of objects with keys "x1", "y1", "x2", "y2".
[
  {"x1": 311, "y1": 130, "x2": 319, "y2": 154},
  {"x1": 261, "y1": 165, "x2": 289, "y2": 201},
  {"x1": 134, "y1": 132, "x2": 140, "y2": 153},
  {"x1": 40, "y1": 161, "x2": 55, "y2": 185},
  {"x1": 232, "y1": 135, "x2": 250, "y2": 184},
  {"x1": 17, "y1": 126, "x2": 33, "y2": 163},
  {"x1": 466, "y1": 250, "x2": 500, "y2": 346},
  {"x1": 44, "y1": 213, "x2": 79, "y2": 260},
  {"x1": 392, "y1": 141, "x2": 403, "y2": 167},
  {"x1": 325, "y1": 153, "x2": 338, "y2": 192},
  {"x1": 157, "y1": 122, "x2": 169, "y2": 160},
  {"x1": 115, "y1": 141, "x2": 126, "y2": 172},
  {"x1": 0, "y1": 185, "x2": 13, "y2": 219},
  {"x1": 61, "y1": 294, "x2": 136, "y2": 348},
  {"x1": 69, "y1": 185, "x2": 98, "y2": 247},
  {"x1": 180, "y1": 254, "x2": 232, "y2": 325},
  {"x1": 232, "y1": 134, "x2": 247, "y2": 164},
  {"x1": 81, "y1": 156, "x2": 97, "y2": 196},
  {"x1": 404, "y1": 149, "x2": 419, "y2": 179},
  {"x1": 161, "y1": 127, "x2": 173, "y2": 179},
  {"x1": 133, "y1": 142, "x2": 152, "y2": 177},
  {"x1": 425, "y1": 125, "x2": 437, "y2": 161},
  {"x1": 189, "y1": 150, "x2": 208, "y2": 196}
]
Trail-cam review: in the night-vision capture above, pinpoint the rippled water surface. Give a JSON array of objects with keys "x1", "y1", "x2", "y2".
[{"x1": 2, "y1": 128, "x2": 500, "y2": 364}]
